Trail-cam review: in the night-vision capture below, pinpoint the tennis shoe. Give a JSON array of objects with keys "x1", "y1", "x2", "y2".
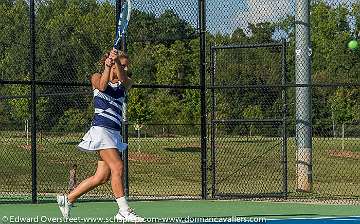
[
  {"x1": 57, "y1": 195, "x2": 71, "y2": 219},
  {"x1": 115, "y1": 208, "x2": 144, "y2": 223}
]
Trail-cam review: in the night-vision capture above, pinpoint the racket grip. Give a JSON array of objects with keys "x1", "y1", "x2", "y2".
[
  {"x1": 113, "y1": 39, "x2": 120, "y2": 50},
  {"x1": 122, "y1": 35, "x2": 127, "y2": 52}
]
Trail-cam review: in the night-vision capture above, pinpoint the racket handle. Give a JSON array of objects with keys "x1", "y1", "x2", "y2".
[
  {"x1": 114, "y1": 36, "x2": 121, "y2": 50},
  {"x1": 122, "y1": 35, "x2": 127, "y2": 52}
]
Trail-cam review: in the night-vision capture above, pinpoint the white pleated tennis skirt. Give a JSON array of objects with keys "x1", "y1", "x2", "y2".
[{"x1": 78, "y1": 126, "x2": 128, "y2": 152}]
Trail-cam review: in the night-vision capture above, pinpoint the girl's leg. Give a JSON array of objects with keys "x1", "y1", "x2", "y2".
[
  {"x1": 98, "y1": 148, "x2": 142, "y2": 221},
  {"x1": 98, "y1": 148, "x2": 124, "y2": 198},
  {"x1": 67, "y1": 160, "x2": 111, "y2": 203}
]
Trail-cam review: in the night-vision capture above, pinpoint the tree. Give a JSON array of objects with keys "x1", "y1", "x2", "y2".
[
  {"x1": 128, "y1": 88, "x2": 154, "y2": 137},
  {"x1": 148, "y1": 90, "x2": 181, "y2": 129},
  {"x1": 128, "y1": 10, "x2": 158, "y2": 42},
  {"x1": 0, "y1": 0, "x2": 29, "y2": 82},
  {"x1": 129, "y1": 43, "x2": 157, "y2": 84},
  {"x1": 7, "y1": 84, "x2": 30, "y2": 123},
  {"x1": 53, "y1": 108, "x2": 88, "y2": 132},
  {"x1": 156, "y1": 10, "x2": 195, "y2": 43},
  {"x1": 178, "y1": 89, "x2": 201, "y2": 125},
  {"x1": 248, "y1": 22, "x2": 275, "y2": 44},
  {"x1": 6, "y1": 78, "x2": 48, "y2": 133},
  {"x1": 34, "y1": 0, "x2": 114, "y2": 130},
  {"x1": 243, "y1": 105, "x2": 263, "y2": 139},
  {"x1": 329, "y1": 88, "x2": 357, "y2": 149}
]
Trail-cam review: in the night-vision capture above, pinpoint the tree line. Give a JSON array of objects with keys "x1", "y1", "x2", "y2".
[{"x1": 0, "y1": 0, "x2": 359, "y2": 137}]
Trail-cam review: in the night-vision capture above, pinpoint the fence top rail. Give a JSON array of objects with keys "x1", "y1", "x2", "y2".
[
  {"x1": 0, "y1": 80, "x2": 91, "y2": 87},
  {"x1": 211, "y1": 42, "x2": 284, "y2": 50},
  {"x1": 132, "y1": 84, "x2": 201, "y2": 89},
  {"x1": 1, "y1": 80, "x2": 360, "y2": 89},
  {"x1": 0, "y1": 80, "x2": 201, "y2": 89},
  {"x1": 213, "y1": 119, "x2": 283, "y2": 124},
  {"x1": 209, "y1": 83, "x2": 360, "y2": 89}
]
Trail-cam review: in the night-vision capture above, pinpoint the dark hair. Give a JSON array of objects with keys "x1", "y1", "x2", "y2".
[{"x1": 98, "y1": 51, "x2": 111, "y2": 73}]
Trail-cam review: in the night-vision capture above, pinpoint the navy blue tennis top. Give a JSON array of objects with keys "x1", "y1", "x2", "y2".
[{"x1": 92, "y1": 82, "x2": 125, "y2": 131}]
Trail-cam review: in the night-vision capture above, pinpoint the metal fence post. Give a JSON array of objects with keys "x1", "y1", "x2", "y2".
[
  {"x1": 210, "y1": 46, "x2": 216, "y2": 198},
  {"x1": 199, "y1": 0, "x2": 207, "y2": 199},
  {"x1": 281, "y1": 39, "x2": 288, "y2": 197},
  {"x1": 295, "y1": 0, "x2": 313, "y2": 192},
  {"x1": 122, "y1": 96, "x2": 129, "y2": 198},
  {"x1": 30, "y1": 0, "x2": 37, "y2": 204}
]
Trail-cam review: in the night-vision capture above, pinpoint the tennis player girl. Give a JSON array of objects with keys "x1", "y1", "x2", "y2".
[{"x1": 57, "y1": 49, "x2": 143, "y2": 222}]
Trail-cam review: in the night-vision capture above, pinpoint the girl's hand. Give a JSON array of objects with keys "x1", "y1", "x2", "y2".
[
  {"x1": 109, "y1": 48, "x2": 120, "y2": 64},
  {"x1": 105, "y1": 57, "x2": 114, "y2": 68}
]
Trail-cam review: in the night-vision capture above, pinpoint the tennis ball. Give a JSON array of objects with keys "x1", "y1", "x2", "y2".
[{"x1": 348, "y1": 40, "x2": 359, "y2": 50}]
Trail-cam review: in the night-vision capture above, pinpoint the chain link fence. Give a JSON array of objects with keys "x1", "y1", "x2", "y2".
[
  {"x1": 0, "y1": 0, "x2": 359, "y2": 203},
  {"x1": 208, "y1": 43, "x2": 288, "y2": 199}
]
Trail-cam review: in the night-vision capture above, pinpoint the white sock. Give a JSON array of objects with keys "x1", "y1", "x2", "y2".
[
  {"x1": 65, "y1": 195, "x2": 72, "y2": 206},
  {"x1": 116, "y1": 197, "x2": 129, "y2": 211}
]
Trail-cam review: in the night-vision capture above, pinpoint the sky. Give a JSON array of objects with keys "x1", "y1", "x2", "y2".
[{"x1": 130, "y1": 0, "x2": 358, "y2": 36}]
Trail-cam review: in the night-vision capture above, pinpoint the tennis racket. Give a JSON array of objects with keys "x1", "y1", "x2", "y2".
[{"x1": 114, "y1": 0, "x2": 132, "y2": 51}]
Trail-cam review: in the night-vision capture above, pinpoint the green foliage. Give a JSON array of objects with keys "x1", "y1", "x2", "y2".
[
  {"x1": 0, "y1": 101, "x2": 7, "y2": 128},
  {"x1": 153, "y1": 40, "x2": 193, "y2": 85},
  {"x1": 329, "y1": 88, "x2": 358, "y2": 124},
  {"x1": 148, "y1": 90, "x2": 181, "y2": 124},
  {"x1": 53, "y1": 108, "x2": 88, "y2": 132},
  {"x1": 178, "y1": 89, "x2": 201, "y2": 124},
  {"x1": 7, "y1": 84, "x2": 30, "y2": 121},
  {"x1": 311, "y1": 2, "x2": 352, "y2": 82},
  {"x1": 5, "y1": 80, "x2": 48, "y2": 128},
  {"x1": 128, "y1": 10, "x2": 158, "y2": 42},
  {"x1": 243, "y1": 105, "x2": 264, "y2": 137},
  {"x1": 156, "y1": 10, "x2": 194, "y2": 42},
  {"x1": 243, "y1": 105, "x2": 263, "y2": 120},
  {"x1": 35, "y1": 0, "x2": 113, "y2": 82},
  {"x1": 0, "y1": 0, "x2": 29, "y2": 81},
  {"x1": 128, "y1": 89, "x2": 153, "y2": 125},
  {"x1": 1, "y1": 0, "x2": 360, "y2": 135},
  {"x1": 128, "y1": 9, "x2": 195, "y2": 44},
  {"x1": 130, "y1": 43, "x2": 157, "y2": 83}
]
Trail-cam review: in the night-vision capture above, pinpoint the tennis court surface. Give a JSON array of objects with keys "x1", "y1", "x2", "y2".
[{"x1": 0, "y1": 200, "x2": 359, "y2": 223}]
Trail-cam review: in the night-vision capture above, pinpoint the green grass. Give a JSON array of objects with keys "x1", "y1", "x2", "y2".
[{"x1": 0, "y1": 131, "x2": 359, "y2": 202}]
